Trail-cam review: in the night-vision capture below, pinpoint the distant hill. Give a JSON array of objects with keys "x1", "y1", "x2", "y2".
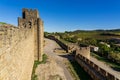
[
  {"x1": 73, "y1": 29, "x2": 120, "y2": 33},
  {"x1": 0, "y1": 22, "x2": 6, "y2": 25},
  {"x1": 48, "y1": 29, "x2": 120, "y2": 41}
]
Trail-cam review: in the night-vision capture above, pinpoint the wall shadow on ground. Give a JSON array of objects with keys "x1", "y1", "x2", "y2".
[{"x1": 59, "y1": 54, "x2": 92, "y2": 80}]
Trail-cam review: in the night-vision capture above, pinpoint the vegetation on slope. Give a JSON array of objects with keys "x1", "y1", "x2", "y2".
[
  {"x1": 45, "y1": 29, "x2": 120, "y2": 43},
  {"x1": 0, "y1": 22, "x2": 6, "y2": 25}
]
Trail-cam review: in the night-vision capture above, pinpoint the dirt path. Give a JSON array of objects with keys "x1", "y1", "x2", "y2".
[
  {"x1": 36, "y1": 38, "x2": 73, "y2": 80},
  {"x1": 90, "y1": 56, "x2": 120, "y2": 79}
]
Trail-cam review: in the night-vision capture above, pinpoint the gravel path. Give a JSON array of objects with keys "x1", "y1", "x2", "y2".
[
  {"x1": 36, "y1": 38, "x2": 73, "y2": 80},
  {"x1": 44, "y1": 38, "x2": 74, "y2": 80}
]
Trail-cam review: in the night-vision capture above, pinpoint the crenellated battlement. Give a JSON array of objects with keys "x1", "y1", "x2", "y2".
[
  {"x1": 18, "y1": 8, "x2": 44, "y2": 61},
  {"x1": 18, "y1": 8, "x2": 41, "y2": 28},
  {"x1": 22, "y1": 8, "x2": 39, "y2": 19}
]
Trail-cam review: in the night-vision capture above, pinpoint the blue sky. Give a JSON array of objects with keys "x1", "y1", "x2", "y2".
[{"x1": 0, "y1": 0, "x2": 120, "y2": 32}]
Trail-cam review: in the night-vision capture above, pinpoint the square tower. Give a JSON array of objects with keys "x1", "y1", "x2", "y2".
[{"x1": 18, "y1": 8, "x2": 44, "y2": 61}]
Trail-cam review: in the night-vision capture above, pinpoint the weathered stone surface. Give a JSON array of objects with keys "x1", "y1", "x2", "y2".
[
  {"x1": 18, "y1": 8, "x2": 44, "y2": 61},
  {"x1": 75, "y1": 50, "x2": 120, "y2": 80},
  {"x1": 0, "y1": 28, "x2": 34, "y2": 80},
  {"x1": 76, "y1": 47, "x2": 90, "y2": 59},
  {"x1": 0, "y1": 8, "x2": 44, "y2": 80}
]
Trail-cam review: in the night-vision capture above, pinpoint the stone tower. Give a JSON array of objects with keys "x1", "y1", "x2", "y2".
[
  {"x1": 18, "y1": 8, "x2": 44, "y2": 61},
  {"x1": 76, "y1": 47, "x2": 90, "y2": 59}
]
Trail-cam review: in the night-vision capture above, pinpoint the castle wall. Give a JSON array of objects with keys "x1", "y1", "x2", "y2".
[
  {"x1": 76, "y1": 47, "x2": 90, "y2": 59},
  {"x1": 75, "y1": 51, "x2": 120, "y2": 80},
  {"x1": 0, "y1": 26, "x2": 34, "y2": 80},
  {"x1": 18, "y1": 8, "x2": 44, "y2": 61},
  {"x1": 38, "y1": 18, "x2": 44, "y2": 61},
  {"x1": 0, "y1": 8, "x2": 44, "y2": 80}
]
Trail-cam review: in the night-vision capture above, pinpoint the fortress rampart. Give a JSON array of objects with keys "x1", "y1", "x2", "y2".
[
  {"x1": 76, "y1": 47, "x2": 90, "y2": 58},
  {"x1": 0, "y1": 8, "x2": 44, "y2": 80},
  {"x1": 75, "y1": 49, "x2": 120, "y2": 80},
  {"x1": 18, "y1": 8, "x2": 44, "y2": 61}
]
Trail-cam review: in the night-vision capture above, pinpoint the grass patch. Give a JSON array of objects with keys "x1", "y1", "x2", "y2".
[
  {"x1": 66, "y1": 60, "x2": 92, "y2": 80},
  {"x1": 91, "y1": 53, "x2": 120, "y2": 71},
  {"x1": 31, "y1": 54, "x2": 48, "y2": 80}
]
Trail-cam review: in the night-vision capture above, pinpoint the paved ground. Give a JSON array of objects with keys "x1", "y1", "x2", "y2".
[{"x1": 36, "y1": 38, "x2": 73, "y2": 80}]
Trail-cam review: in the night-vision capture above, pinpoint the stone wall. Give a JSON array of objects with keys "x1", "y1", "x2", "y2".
[
  {"x1": 0, "y1": 8, "x2": 44, "y2": 80},
  {"x1": 76, "y1": 47, "x2": 90, "y2": 59},
  {"x1": 0, "y1": 25, "x2": 34, "y2": 80},
  {"x1": 75, "y1": 52, "x2": 120, "y2": 80},
  {"x1": 18, "y1": 8, "x2": 44, "y2": 61}
]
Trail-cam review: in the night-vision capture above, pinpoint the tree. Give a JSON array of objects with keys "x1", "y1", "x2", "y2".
[
  {"x1": 108, "y1": 52, "x2": 120, "y2": 64},
  {"x1": 98, "y1": 44, "x2": 111, "y2": 57}
]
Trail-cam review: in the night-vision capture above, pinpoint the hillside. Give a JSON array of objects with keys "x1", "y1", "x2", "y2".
[
  {"x1": 45, "y1": 29, "x2": 120, "y2": 44},
  {"x1": 0, "y1": 22, "x2": 6, "y2": 25},
  {"x1": 52, "y1": 29, "x2": 120, "y2": 39}
]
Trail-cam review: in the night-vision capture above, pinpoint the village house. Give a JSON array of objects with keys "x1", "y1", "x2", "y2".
[{"x1": 89, "y1": 45, "x2": 99, "y2": 52}]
